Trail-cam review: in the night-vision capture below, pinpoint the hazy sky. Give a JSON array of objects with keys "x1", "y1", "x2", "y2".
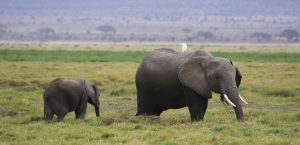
[{"x1": 1, "y1": 0, "x2": 300, "y2": 17}]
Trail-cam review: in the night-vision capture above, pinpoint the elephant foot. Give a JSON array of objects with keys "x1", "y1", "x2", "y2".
[
  {"x1": 75, "y1": 115, "x2": 85, "y2": 120},
  {"x1": 191, "y1": 116, "x2": 204, "y2": 122},
  {"x1": 135, "y1": 112, "x2": 150, "y2": 116},
  {"x1": 136, "y1": 112, "x2": 161, "y2": 116},
  {"x1": 57, "y1": 113, "x2": 67, "y2": 122},
  {"x1": 135, "y1": 112, "x2": 141, "y2": 116},
  {"x1": 57, "y1": 121, "x2": 66, "y2": 124},
  {"x1": 44, "y1": 119, "x2": 52, "y2": 123}
]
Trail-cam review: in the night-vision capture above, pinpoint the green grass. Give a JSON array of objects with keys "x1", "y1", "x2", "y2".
[
  {"x1": 213, "y1": 52, "x2": 300, "y2": 62},
  {"x1": 0, "y1": 50, "x2": 148, "y2": 62},
  {"x1": 0, "y1": 46, "x2": 299, "y2": 145},
  {"x1": 0, "y1": 50, "x2": 300, "y2": 62}
]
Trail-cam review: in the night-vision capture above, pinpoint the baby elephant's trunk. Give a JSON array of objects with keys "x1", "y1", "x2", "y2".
[{"x1": 95, "y1": 105, "x2": 100, "y2": 117}]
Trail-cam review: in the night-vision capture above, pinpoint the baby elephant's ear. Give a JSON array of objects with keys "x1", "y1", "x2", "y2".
[
  {"x1": 85, "y1": 81, "x2": 96, "y2": 99},
  {"x1": 178, "y1": 56, "x2": 212, "y2": 98},
  {"x1": 92, "y1": 85, "x2": 100, "y2": 97}
]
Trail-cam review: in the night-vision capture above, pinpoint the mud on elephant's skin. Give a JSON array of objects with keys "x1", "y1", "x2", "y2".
[
  {"x1": 135, "y1": 48, "x2": 248, "y2": 121},
  {"x1": 44, "y1": 77, "x2": 100, "y2": 122}
]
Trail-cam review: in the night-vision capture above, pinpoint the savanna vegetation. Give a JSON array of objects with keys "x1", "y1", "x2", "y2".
[
  {"x1": 0, "y1": 44, "x2": 299, "y2": 145},
  {"x1": 2, "y1": 0, "x2": 300, "y2": 43}
]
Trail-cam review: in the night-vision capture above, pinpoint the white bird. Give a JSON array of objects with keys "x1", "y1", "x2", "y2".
[{"x1": 181, "y1": 43, "x2": 187, "y2": 52}]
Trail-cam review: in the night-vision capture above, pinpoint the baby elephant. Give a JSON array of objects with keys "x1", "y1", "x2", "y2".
[{"x1": 44, "y1": 78, "x2": 100, "y2": 122}]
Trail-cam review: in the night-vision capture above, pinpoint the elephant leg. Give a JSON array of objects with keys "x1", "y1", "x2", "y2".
[
  {"x1": 136, "y1": 92, "x2": 156, "y2": 116},
  {"x1": 44, "y1": 105, "x2": 54, "y2": 122},
  {"x1": 57, "y1": 112, "x2": 67, "y2": 122},
  {"x1": 202, "y1": 98, "x2": 208, "y2": 117},
  {"x1": 75, "y1": 111, "x2": 80, "y2": 119},
  {"x1": 55, "y1": 105, "x2": 68, "y2": 122},
  {"x1": 75, "y1": 100, "x2": 87, "y2": 119},
  {"x1": 136, "y1": 103, "x2": 156, "y2": 116},
  {"x1": 189, "y1": 98, "x2": 208, "y2": 121},
  {"x1": 51, "y1": 103, "x2": 68, "y2": 122},
  {"x1": 136, "y1": 91, "x2": 144, "y2": 115},
  {"x1": 187, "y1": 101, "x2": 204, "y2": 121},
  {"x1": 75, "y1": 107, "x2": 87, "y2": 119},
  {"x1": 183, "y1": 86, "x2": 205, "y2": 121},
  {"x1": 187, "y1": 103, "x2": 204, "y2": 121},
  {"x1": 154, "y1": 107, "x2": 163, "y2": 116}
]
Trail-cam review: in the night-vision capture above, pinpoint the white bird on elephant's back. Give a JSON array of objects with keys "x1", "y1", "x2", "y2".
[{"x1": 181, "y1": 43, "x2": 187, "y2": 52}]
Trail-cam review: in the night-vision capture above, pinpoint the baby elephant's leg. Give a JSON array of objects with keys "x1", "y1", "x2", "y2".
[
  {"x1": 44, "y1": 105, "x2": 54, "y2": 123},
  {"x1": 75, "y1": 100, "x2": 87, "y2": 119}
]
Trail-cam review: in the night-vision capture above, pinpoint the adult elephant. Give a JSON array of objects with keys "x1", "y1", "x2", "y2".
[
  {"x1": 44, "y1": 78, "x2": 100, "y2": 122},
  {"x1": 135, "y1": 48, "x2": 248, "y2": 121}
]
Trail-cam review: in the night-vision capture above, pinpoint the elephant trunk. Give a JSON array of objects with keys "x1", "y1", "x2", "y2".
[
  {"x1": 95, "y1": 105, "x2": 100, "y2": 117},
  {"x1": 225, "y1": 86, "x2": 244, "y2": 122}
]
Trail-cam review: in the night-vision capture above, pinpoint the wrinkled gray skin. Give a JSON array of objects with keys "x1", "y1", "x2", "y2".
[
  {"x1": 44, "y1": 78, "x2": 100, "y2": 122},
  {"x1": 135, "y1": 48, "x2": 244, "y2": 121}
]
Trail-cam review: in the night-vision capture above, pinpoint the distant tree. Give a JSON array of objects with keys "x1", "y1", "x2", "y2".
[
  {"x1": 182, "y1": 28, "x2": 191, "y2": 34},
  {"x1": 194, "y1": 31, "x2": 215, "y2": 40},
  {"x1": 184, "y1": 36, "x2": 193, "y2": 42},
  {"x1": 36, "y1": 27, "x2": 56, "y2": 41},
  {"x1": 143, "y1": 16, "x2": 152, "y2": 21},
  {"x1": 0, "y1": 24, "x2": 7, "y2": 29},
  {"x1": 37, "y1": 27, "x2": 55, "y2": 36},
  {"x1": 56, "y1": 17, "x2": 64, "y2": 23},
  {"x1": 280, "y1": 29, "x2": 299, "y2": 42},
  {"x1": 96, "y1": 25, "x2": 117, "y2": 41},
  {"x1": 0, "y1": 24, "x2": 7, "y2": 39},
  {"x1": 31, "y1": 15, "x2": 36, "y2": 20},
  {"x1": 250, "y1": 32, "x2": 272, "y2": 43},
  {"x1": 167, "y1": 35, "x2": 176, "y2": 42},
  {"x1": 182, "y1": 28, "x2": 191, "y2": 41},
  {"x1": 96, "y1": 25, "x2": 116, "y2": 34},
  {"x1": 129, "y1": 33, "x2": 136, "y2": 40},
  {"x1": 0, "y1": 29, "x2": 6, "y2": 39}
]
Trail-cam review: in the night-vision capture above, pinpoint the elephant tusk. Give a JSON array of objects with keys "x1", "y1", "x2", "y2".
[
  {"x1": 239, "y1": 95, "x2": 248, "y2": 104},
  {"x1": 223, "y1": 94, "x2": 237, "y2": 107}
]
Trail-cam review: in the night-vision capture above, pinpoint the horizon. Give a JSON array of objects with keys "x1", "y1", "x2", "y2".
[{"x1": 1, "y1": 0, "x2": 300, "y2": 43}]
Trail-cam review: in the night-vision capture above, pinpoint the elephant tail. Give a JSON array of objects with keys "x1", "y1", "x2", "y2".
[
  {"x1": 135, "y1": 91, "x2": 142, "y2": 116},
  {"x1": 43, "y1": 99, "x2": 46, "y2": 119},
  {"x1": 43, "y1": 89, "x2": 48, "y2": 100},
  {"x1": 135, "y1": 107, "x2": 141, "y2": 116},
  {"x1": 43, "y1": 93, "x2": 49, "y2": 119},
  {"x1": 43, "y1": 86, "x2": 52, "y2": 119}
]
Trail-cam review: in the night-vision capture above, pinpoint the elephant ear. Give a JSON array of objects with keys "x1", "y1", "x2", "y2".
[
  {"x1": 235, "y1": 67, "x2": 242, "y2": 87},
  {"x1": 230, "y1": 60, "x2": 242, "y2": 87},
  {"x1": 84, "y1": 81, "x2": 98, "y2": 103},
  {"x1": 178, "y1": 56, "x2": 212, "y2": 98},
  {"x1": 92, "y1": 84, "x2": 100, "y2": 97}
]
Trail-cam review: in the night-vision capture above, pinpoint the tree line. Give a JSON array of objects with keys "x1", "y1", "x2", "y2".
[{"x1": 0, "y1": 24, "x2": 299, "y2": 43}]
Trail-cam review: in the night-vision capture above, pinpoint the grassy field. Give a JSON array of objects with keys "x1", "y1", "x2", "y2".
[
  {"x1": 0, "y1": 45, "x2": 299, "y2": 145},
  {"x1": 1, "y1": 50, "x2": 300, "y2": 62}
]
